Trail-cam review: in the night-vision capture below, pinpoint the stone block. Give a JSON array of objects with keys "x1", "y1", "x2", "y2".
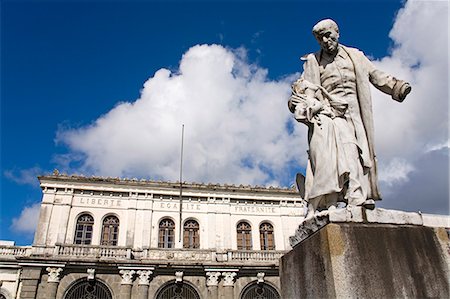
[
  {"x1": 21, "y1": 268, "x2": 41, "y2": 280},
  {"x1": 281, "y1": 222, "x2": 449, "y2": 299}
]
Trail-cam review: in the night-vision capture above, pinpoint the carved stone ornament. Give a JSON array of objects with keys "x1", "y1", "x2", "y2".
[
  {"x1": 257, "y1": 272, "x2": 265, "y2": 284},
  {"x1": 87, "y1": 268, "x2": 95, "y2": 281},
  {"x1": 46, "y1": 267, "x2": 63, "y2": 283},
  {"x1": 206, "y1": 272, "x2": 221, "y2": 287},
  {"x1": 175, "y1": 271, "x2": 184, "y2": 283},
  {"x1": 119, "y1": 270, "x2": 135, "y2": 285},
  {"x1": 221, "y1": 272, "x2": 237, "y2": 286},
  {"x1": 137, "y1": 270, "x2": 153, "y2": 285}
]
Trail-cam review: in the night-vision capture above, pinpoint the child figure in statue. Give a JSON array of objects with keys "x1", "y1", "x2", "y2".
[{"x1": 289, "y1": 78, "x2": 351, "y2": 220}]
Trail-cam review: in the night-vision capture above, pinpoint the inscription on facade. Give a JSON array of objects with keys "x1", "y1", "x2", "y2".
[
  {"x1": 77, "y1": 198, "x2": 122, "y2": 207},
  {"x1": 234, "y1": 206, "x2": 277, "y2": 214},
  {"x1": 159, "y1": 203, "x2": 201, "y2": 211}
]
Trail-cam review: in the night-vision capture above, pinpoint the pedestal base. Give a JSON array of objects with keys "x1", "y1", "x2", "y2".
[{"x1": 281, "y1": 220, "x2": 449, "y2": 298}]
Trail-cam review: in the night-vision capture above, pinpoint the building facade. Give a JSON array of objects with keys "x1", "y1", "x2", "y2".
[{"x1": 0, "y1": 173, "x2": 306, "y2": 299}]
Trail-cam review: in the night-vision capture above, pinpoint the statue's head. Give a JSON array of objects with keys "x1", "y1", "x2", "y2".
[{"x1": 312, "y1": 19, "x2": 339, "y2": 55}]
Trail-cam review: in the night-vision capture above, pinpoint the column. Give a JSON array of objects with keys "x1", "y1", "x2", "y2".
[
  {"x1": 205, "y1": 272, "x2": 220, "y2": 299},
  {"x1": 222, "y1": 272, "x2": 237, "y2": 298},
  {"x1": 46, "y1": 267, "x2": 63, "y2": 299},
  {"x1": 119, "y1": 270, "x2": 135, "y2": 299},
  {"x1": 137, "y1": 270, "x2": 152, "y2": 299}
]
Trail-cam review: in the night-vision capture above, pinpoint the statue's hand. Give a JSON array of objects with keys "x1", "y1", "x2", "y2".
[
  {"x1": 399, "y1": 82, "x2": 412, "y2": 101},
  {"x1": 392, "y1": 80, "x2": 412, "y2": 102}
]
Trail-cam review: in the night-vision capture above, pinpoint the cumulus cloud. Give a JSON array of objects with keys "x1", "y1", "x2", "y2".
[
  {"x1": 370, "y1": 0, "x2": 449, "y2": 212},
  {"x1": 4, "y1": 166, "x2": 42, "y2": 186},
  {"x1": 11, "y1": 203, "x2": 41, "y2": 234},
  {"x1": 57, "y1": 45, "x2": 305, "y2": 186},
  {"x1": 56, "y1": 0, "x2": 448, "y2": 213}
]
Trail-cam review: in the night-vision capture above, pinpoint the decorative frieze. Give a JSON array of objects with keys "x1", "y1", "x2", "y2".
[{"x1": 46, "y1": 267, "x2": 63, "y2": 283}]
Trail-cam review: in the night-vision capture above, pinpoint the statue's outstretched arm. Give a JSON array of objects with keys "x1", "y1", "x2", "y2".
[{"x1": 364, "y1": 56, "x2": 411, "y2": 102}]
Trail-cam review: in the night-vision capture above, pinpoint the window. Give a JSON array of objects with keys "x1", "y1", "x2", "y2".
[
  {"x1": 158, "y1": 219, "x2": 175, "y2": 248},
  {"x1": 183, "y1": 220, "x2": 200, "y2": 249},
  {"x1": 74, "y1": 214, "x2": 94, "y2": 245},
  {"x1": 237, "y1": 221, "x2": 252, "y2": 250},
  {"x1": 260, "y1": 222, "x2": 275, "y2": 250},
  {"x1": 241, "y1": 282, "x2": 280, "y2": 299},
  {"x1": 100, "y1": 215, "x2": 119, "y2": 246},
  {"x1": 155, "y1": 282, "x2": 200, "y2": 299},
  {"x1": 64, "y1": 279, "x2": 112, "y2": 299}
]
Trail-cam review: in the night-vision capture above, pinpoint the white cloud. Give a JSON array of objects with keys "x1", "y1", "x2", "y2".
[
  {"x1": 372, "y1": 0, "x2": 448, "y2": 165},
  {"x1": 57, "y1": 44, "x2": 306, "y2": 186},
  {"x1": 4, "y1": 166, "x2": 42, "y2": 186},
  {"x1": 55, "y1": 1, "x2": 448, "y2": 214},
  {"x1": 11, "y1": 203, "x2": 41, "y2": 234},
  {"x1": 370, "y1": 0, "x2": 449, "y2": 211},
  {"x1": 378, "y1": 158, "x2": 414, "y2": 186}
]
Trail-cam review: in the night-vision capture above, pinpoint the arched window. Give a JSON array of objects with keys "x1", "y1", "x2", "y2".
[
  {"x1": 158, "y1": 219, "x2": 175, "y2": 248},
  {"x1": 74, "y1": 214, "x2": 94, "y2": 245},
  {"x1": 64, "y1": 279, "x2": 112, "y2": 299},
  {"x1": 241, "y1": 282, "x2": 280, "y2": 299},
  {"x1": 101, "y1": 215, "x2": 119, "y2": 246},
  {"x1": 183, "y1": 220, "x2": 200, "y2": 249},
  {"x1": 155, "y1": 282, "x2": 200, "y2": 299},
  {"x1": 260, "y1": 222, "x2": 275, "y2": 250},
  {"x1": 237, "y1": 221, "x2": 252, "y2": 250}
]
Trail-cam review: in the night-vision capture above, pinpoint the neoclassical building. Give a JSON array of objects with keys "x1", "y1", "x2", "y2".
[{"x1": 0, "y1": 173, "x2": 307, "y2": 299}]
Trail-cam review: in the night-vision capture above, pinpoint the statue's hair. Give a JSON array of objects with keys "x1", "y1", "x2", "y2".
[{"x1": 312, "y1": 19, "x2": 339, "y2": 36}]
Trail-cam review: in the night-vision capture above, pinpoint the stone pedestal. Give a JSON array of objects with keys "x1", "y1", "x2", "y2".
[{"x1": 280, "y1": 207, "x2": 450, "y2": 299}]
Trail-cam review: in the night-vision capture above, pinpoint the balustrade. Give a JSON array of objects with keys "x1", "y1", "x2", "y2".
[
  {"x1": 0, "y1": 244, "x2": 286, "y2": 263},
  {"x1": 229, "y1": 250, "x2": 286, "y2": 261},
  {"x1": 0, "y1": 246, "x2": 32, "y2": 257}
]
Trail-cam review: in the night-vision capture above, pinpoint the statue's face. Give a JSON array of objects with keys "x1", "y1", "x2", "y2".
[{"x1": 316, "y1": 28, "x2": 339, "y2": 55}]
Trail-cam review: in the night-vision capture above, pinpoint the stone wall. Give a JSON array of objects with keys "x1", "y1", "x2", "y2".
[{"x1": 281, "y1": 222, "x2": 450, "y2": 299}]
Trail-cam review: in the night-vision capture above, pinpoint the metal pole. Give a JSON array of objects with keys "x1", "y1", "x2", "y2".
[{"x1": 178, "y1": 124, "x2": 184, "y2": 243}]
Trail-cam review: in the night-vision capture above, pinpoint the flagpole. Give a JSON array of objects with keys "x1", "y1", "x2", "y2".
[{"x1": 178, "y1": 124, "x2": 185, "y2": 243}]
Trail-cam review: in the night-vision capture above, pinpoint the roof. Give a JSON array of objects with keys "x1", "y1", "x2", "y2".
[{"x1": 38, "y1": 172, "x2": 299, "y2": 195}]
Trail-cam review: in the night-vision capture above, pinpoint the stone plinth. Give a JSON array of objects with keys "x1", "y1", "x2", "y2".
[{"x1": 280, "y1": 208, "x2": 450, "y2": 299}]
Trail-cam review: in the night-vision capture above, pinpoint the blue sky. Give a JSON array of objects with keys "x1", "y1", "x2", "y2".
[{"x1": 1, "y1": 0, "x2": 448, "y2": 245}]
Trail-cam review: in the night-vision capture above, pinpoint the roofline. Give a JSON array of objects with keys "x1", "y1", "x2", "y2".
[{"x1": 38, "y1": 174, "x2": 299, "y2": 195}]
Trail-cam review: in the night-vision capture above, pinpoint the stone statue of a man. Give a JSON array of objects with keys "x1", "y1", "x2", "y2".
[{"x1": 289, "y1": 19, "x2": 411, "y2": 220}]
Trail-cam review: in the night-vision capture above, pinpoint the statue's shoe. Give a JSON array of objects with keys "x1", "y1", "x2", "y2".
[{"x1": 363, "y1": 199, "x2": 375, "y2": 210}]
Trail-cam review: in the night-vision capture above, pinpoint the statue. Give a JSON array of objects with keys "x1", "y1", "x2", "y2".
[{"x1": 289, "y1": 19, "x2": 411, "y2": 220}]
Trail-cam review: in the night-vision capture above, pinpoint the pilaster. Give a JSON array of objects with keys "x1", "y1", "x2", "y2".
[
  {"x1": 119, "y1": 270, "x2": 135, "y2": 299},
  {"x1": 45, "y1": 267, "x2": 63, "y2": 299},
  {"x1": 222, "y1": 271, "x2": 237, "y2": 298},
  {"x1": 137, "y1": 270, "x2": 153, "y2": 299},
  {"x1": 205, "y1": 271, "x2": 220, "y2": 299}
]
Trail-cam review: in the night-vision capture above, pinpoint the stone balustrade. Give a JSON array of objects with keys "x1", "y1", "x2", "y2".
[
  {"x1": 0, "y1": 245, "x2": 32, "y2": 257},
  {"x1": 0, "y1": 244, "x2": 286, "y2": 263},
  {"x1": 228, "y1": 250, "x2": 286, "y2": 261},
  {"x1": 55, "y1": 244, "x2": 130, "y2": 259},
  {"x1": 141, "y1": 247, "x2": 215, "y2": 262}
]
